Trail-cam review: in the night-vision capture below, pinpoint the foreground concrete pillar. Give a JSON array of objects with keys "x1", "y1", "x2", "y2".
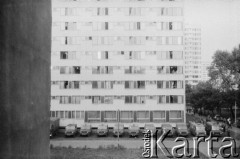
[{"x1": 0, "y1": 1, "x2": 51, "y2": 159}]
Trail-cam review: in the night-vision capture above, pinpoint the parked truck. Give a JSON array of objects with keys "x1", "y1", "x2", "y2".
[{"x1": 50, "y1": 117, "x2": 59, "y2": 138}]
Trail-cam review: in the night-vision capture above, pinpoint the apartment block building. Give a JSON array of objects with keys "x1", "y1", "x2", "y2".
[
  {"x1": 184, "y1": 25, "x2": 202, "y2": 86},
  {"x1": 51, "y1": 0, "x2": 185, "y2": 127},
  {"x1": 201, "y1": 61, "x2": 211, "y2": 82}
]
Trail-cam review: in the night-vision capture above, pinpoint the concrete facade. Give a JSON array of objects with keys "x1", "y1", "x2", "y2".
[
  {"x1": 51, "y1": 0, "x2": 186, "y2": 128},
  {"x1": 0, "y1": 1, "x2": 51, "y2": 158}
]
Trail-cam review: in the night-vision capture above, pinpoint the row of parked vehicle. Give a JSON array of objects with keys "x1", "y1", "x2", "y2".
[
  {"x1": 63, "y1": 123, "x2": 183, "y2": 137},
  {"x1": 50, "y1": 120, "x2": 190, "y2": 138},
  {"x1": 50, "y1": 118, "x2": 225, "y2": 138},
  {"x1": 189, "y1": 121, "x2": 225, "y2": 137}
]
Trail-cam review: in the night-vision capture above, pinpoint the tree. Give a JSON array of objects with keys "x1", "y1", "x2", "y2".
[
  {"x1": 188, "y1": 82, "x2": 221, "y2": 115},
  {"x1": 208, "y1": 44, "x2": 240, "y2": 118}
]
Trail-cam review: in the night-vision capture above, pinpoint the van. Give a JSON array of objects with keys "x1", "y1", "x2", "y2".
[
  {"x1": 144, "y1": 124, "x2": 156, "y2": 136},
  {"x1": 97, "y1": 124, "x2": 108, "y2": 137},
  {"x1": 113, "y1": 123, "x2": 124, "y2": 137},
  {"x1": 189, "y1": 122, "x2": 206, "y2": 137},
  {"x1": 129, "y1": 124, "x2": 140, "y2": 137},
  {"x1": 65, "y1": 124, "x2": 78, "y2": 137},
  {"x1": 79, "y1": 123, "x2": 91, "y2": 136},
  {"x1": 161, "y1": 124, "x2": 174, "y2": 137},
  {"x1": 176, "y1": 123, "x2": 189, "y2": 137}
]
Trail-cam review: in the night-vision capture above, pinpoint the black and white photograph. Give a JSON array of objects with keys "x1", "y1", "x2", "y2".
[{"x1": 0, "y1": 0, "x2": 240, "y2": 158}]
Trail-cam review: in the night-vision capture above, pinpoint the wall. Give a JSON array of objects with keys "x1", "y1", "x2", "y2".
[{"x1": 0, "y1": 1, "x2": 51, "y2": 158}]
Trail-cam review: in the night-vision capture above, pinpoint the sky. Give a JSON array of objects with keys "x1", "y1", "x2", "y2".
[{"x1": 184, "y1": 0, "x2": 240, "y2": 62}]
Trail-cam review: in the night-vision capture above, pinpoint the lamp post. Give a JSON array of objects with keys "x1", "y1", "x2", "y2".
[
  {"x1": 235, "y1": 101, "x2": 237, "y2": 125},
  {"x1": 117, "y1": 109, "x2": 119, "y2": 149},
  {"x1": 232, "y1": 84, "x2": 238, "y2": 125}
]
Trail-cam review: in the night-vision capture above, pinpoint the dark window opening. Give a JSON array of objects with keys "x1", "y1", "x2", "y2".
[
  {"x1": 60, "y1": 51, "x2": 68, "y2": 59},
  {"x1": 169, "y1": 22, "x2": 172, "y2": 30},
  {"x1": 170, "y1": 51, "x2": 173, "y2": 59},
  {"x1": 64, "y1": 81, "x2": 68, "y2": 88},
  {"x1": 170, "y1": 66, "x2": 177, "y2": 74},
  {"x1": 65, "y1": 22, "x2": 68, "y2": 30},
  {"x1": 73, "y1": 66, "x2": 80, "y2": 74}
]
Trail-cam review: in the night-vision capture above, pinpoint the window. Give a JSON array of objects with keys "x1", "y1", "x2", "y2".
[
  {"x1": 60, "y1": 66, "x2": 80, "y2": 74},
  {"x1": 153, "y1": 111, "x2": 165, "y2": 119},
  {"x1": 74, "y1": 81, "x2": 80, "y2": 89},
  {"x1": 169, "y1": 111, "x2": 181, "y2": 119},
  {"x1": 137, "y1": 22, "x2": 141, "y2": 30},
  {"x1": 59, "y1": 81, "x2": 80, "y2": 89},
  {"x1": 92, "y1": 81, "x2": 113, "y2": 89},
  {"x1": 170, "y1": 66, "x2": 177, "y2": 74},
  {"x1": 94, "y1": 51, "x2": 109, "y2": 60},
  {"x1": 125, "y1": 81, "x2": 145, "y2": 89},
  {"x1": 169, "y1": 81, "x2": 177, "y2": 89},
  {"x1": 96, "y1": 7, "x2": 108, "y2": 16},
  {"x1": 129, "y1": 8, "x2": 141, "y2": 16},
  {"x1": 125, "y1": 96, "x2": 145, "y2": 104},
  {"x1": 169, "y1": 22, "x2": 172, "y2": 30},
  {"x1": 125, "y1": 96, "x2": 133, "y2": 104},
  {"x1": 157, "y1": 66, "x2": 165, "y2": 74},
  {"x1": 76, "y1": 111, "x2": 84, "y2": 119},
  {"x1": 65, "y1": 37, "x2": 68, "y2": 45},
  {"x1": 104, "y1": 111, "x2": 117, "y2": 121},
  {"x1": 126, "y1": 51, "x2": 144, "y2": 60},
  {"x1": 87, "y1": 111, "x2": 101, "y2": 121},
  {"x1": 60, "y1": 111, "x2": 64, "y2": 118},
  {"x1": 157, "y1": 81, "x2": 163, "y2": 88},
  {"x1": 64, "y1": 111, "x2": 75, "y2": 119},
  {"x1": 125, "y1": 66, "x2": 145, "y2": 74},
  {"x1": 60, "y1": 51, "x2": 68, "y2": 59},
  {"x1": 120, "y1": 111, "x2": 133, "y2": 120},
  {"x1": 51, "y1": 111, "x2": 56, "y2": 117},
  {"x1": 137, "y1": 111, "x2": 149, "y2": 121},
  {"x1": 60, "y1": 51, "x2": 76, "y2": 60},
  {"x1": 64, "y1": 22, "x2": 77, "y2": 30},
  {"x1": 157, "y1": 95, "x2": 165, "y2": 103},
  {"x1": 59, "y1": 96, "x2": 81, "y2": 104},
  {"x1": 166, "y1": 95, "x2": 183, "y2": 104},
  {"x1": 92, "y1": 96, "x2": 113, "y2": 104},
  {"x1": 105, "y1": 22, "x2": 108, "y2": 30},
  {"x1": 92, "y1": 66, "x2": 113, "y2": 74},
  {"x1": 73, "y1": 66, "x2": 81, "y2": 74}
]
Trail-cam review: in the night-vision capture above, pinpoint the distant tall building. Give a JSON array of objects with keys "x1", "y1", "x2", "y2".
[
  {"x1": 51, "y1": 0, "x2": 185, "y2": 127},
  {"x1": 184, "y1": 25, "x2": 202, "y2": 86},
  {"x1": 201, "y1": 61, "x2": 211, "y2": 81}
]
